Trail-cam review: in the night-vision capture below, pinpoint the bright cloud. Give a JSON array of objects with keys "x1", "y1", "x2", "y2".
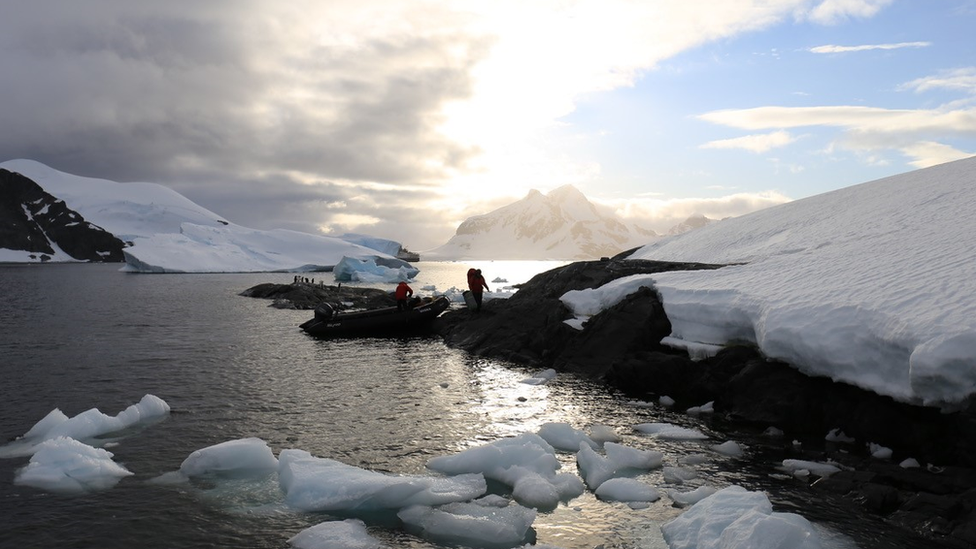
[
  {"x1": 900, "y1": 68, "x2": 976, "y2": 95},
  {"x1": 2, "y1": 0, "x2": 967, "y2": 250},
  {"x1": 608, "y1": 191, "x2": 793, "y2": 233},
  {"x1": 699, "y1": 95, "x2": 976, "y2": 168},
  {"x1": 700, "y1": 131, "x2": 798, "y2": 153},
  {"x1": 802, "y1": 0, "x2": 895, "y2": 25},
  {"x1": 810, "y1": 41, "x2": 931, "y2": 53}
]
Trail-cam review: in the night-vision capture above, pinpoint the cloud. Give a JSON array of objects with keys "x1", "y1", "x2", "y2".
[
  {"x1": 701, "y1": 130, "x2": 798, "y2": 153},
  {"x1": 810, "y1": 41, "x2": 931, "y2": 53},
  {"x1": 608, "y1": 191, "x2": 793, "y2": 233},
  {"x1": 698, "y1": 70, "x2": 976, "y2": 168},
  {"x1": 0, "y1": 0, "x2": 900, "y2": 249},
  {"x1": 801, "y1": 0, "x2": 895, "y2": 25},
  {"x1": 900, "y1": 68, "x2": 976, "y2": 94}
]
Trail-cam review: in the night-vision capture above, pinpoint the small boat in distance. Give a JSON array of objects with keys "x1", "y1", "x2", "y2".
[
  {"x1": 396, "y1": 247, "x2": 421, "y2": 262},
  {"x1": 299, "y1": 296, "x2": 450, "y2": 338}
]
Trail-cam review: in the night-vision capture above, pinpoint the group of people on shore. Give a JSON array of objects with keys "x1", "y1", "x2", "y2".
[{"x1": 393, "y1": 267, "x2": 491, "y2": 312}]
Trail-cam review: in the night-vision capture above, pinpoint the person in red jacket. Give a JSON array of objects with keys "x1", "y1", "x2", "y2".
[
  {"x1": 466, "y1": 268, "x2": 490, "y2": 311},
  {"x1": 395, "y1": 281, "x2": 413, "y2": 311}
]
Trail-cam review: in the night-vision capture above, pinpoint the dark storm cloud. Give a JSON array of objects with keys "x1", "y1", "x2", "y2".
[{"x1": 0, "y1": 1, "x2": 487, "y2": 246}]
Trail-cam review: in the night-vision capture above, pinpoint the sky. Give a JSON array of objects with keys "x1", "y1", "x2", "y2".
[{"x1": 1, "y1": 0, "x2": 974, "y2": 250}]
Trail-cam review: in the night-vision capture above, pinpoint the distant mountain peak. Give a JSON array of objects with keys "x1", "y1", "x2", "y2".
[{"x1": 426, "y1": 185, "x2": 658, "y2": 260}]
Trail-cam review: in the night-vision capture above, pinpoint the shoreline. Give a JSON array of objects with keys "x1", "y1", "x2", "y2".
[{"x1": 430, "y1": 256, "x2": 976, "y2": 547}]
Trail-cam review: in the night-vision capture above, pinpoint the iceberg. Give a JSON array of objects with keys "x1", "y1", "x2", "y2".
[
  {"x1": 278, "y1": 449, "x2": 486, "y2": 512},
  {"x1": 14, "y1": 437, "x2": 134, "y2": 494},
  {"x1": 0, "y1": 394, "x2": 171, "y2": 458},
  {"x1": 332, "y1": 255, "x2": 419, "y2": 283}
]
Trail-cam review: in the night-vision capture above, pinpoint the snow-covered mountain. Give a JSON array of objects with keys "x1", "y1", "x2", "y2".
[
  {"x1": 425, "y1": 185, "x2": 658, "y2": 260},
  {"x1": 0, "y1": 168, "x2": 125, "y2": 263},
  {"x1": 667, "y1": 213, "x2": 716, "y2": 236},
  {"x1": 0, "y1": 159, "x2": 411, "y2": 274}
]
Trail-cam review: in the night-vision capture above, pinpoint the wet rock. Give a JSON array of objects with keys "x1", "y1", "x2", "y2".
[{"x1": 240, "y1": 282, "x2": 395, "y2": 310}]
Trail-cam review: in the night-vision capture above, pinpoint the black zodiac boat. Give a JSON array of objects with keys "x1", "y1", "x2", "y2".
[{"x1": 299, "y1": 296, "x2": 451, "y2": 338}]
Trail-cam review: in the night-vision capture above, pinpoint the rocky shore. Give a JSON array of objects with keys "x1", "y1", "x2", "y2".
[
  {"x1": 242, "y1": 259, "x2": 976, "y2": 546},
  {"x1": 432, "y1": 256, "x2": 976, "y2": 548},
  {"x1": 240, "y1": 280, "x2": 396, "y2": 310}
]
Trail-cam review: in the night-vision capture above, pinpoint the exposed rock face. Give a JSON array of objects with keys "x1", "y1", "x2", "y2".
[
  {"x1": 0, "y1": 169, "x2": 125, "y2": 262},
  {"x1": 432, "y1": 256, "x2": 976, "y2": 546},
  {"x1": 240, "y1": 281, "x2": 396, "y2": 311}
]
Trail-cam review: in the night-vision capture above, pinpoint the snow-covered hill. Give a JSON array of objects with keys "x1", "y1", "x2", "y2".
[
  {"x1": 425, "y1": 185, "x2": 658, "y2": 260},
  {"x1": 0, "y1": 160, "x2": 410, "y2": 274},
  {"x1": 580, "y1": 155, "x2": 976, "y2": 407}
]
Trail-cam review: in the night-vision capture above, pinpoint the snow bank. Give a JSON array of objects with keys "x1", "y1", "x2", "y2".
[
  {"x1": 626, "y1": 157, "x2": 976, "y2": 407},
  {"x1": 121, "y1": 224, "x2": 390, "y2": 273}
]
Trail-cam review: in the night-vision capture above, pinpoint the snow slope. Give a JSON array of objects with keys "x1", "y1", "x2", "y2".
[
  {"x1": 618, "y1": 156, "x2": 976, "y2": 407},
  {"x1": 0, "y1": 160, "x2": 403, "y2": 273}
]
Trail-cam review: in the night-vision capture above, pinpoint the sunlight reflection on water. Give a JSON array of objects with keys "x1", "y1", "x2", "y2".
[{"x1": 0, "y1": 263, "x2": 937, "y2": 549}]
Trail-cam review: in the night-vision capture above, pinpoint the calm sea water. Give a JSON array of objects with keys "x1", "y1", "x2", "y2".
[{"x1": 0, "y1": 262, "x2": 937, "y2": 549}]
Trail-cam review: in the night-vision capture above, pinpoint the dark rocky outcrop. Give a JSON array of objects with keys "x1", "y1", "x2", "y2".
[
  {"x1": 241, "y1": 281, "x2": 396, "y2": 310},
  {"x1": 431, "y1": 254, "x2": 976, "y2": 547},
  {"x1": 0, "y1": 169, "x2": 125, "y2": 262}
]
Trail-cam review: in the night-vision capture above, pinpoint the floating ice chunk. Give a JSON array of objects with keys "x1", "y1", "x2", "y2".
[
  {"x1": 537, "y1": 422, "x2": 597, "y2": 452},
  {"x1": 180, "y1": 438, "x2": 279, "y2": 478},
  {"x1": 634, "y1": 422, "x2": 708, "y2": 440},
  {"x1": 899, "y1": 458, "x2": 921, "y2": 469},
  {"x1": 588, "y1": 424, "x2": 621, "y2": 445},
  {"x1": 678, "y1": 454, "x2": 708, "y2": 466},
  {"x1": 521, "y1": 369, "x2": 558, "y2": 385},
  {"x1": 605, "y1": 442, "x2": 663, "y2": 470},
  {"x1": 576, "y1": 442, "x2": 663, "y2": 490},
  {"x1": 280, "y1": 449, "x2": 486, "y2": 512},
  {"x1": 825, "y1": 428, "x2": 855, "y2": 443},
  {"x1": 333, "y1": 255, "x2": 419, "y2": 283},
  {"x1": 576, "y1": 444, "x2": 616, "y2": 490},
  {"x1": 427, "y1": 433, "x2": 575, "y2": 509},
  {"x1": 287, "y1": 519, "x2": 382, "y2": 549},
  {"x1": 764, "y1": 427, "x2": 785, "y2": 437},
  {"x1": 686, "y1": 401, "x2": 714, "y2": 415},
  {"x1": 667, "y1": 486, "x2": 718, "y2": 508},
  {"x1": 780, "y1": 459, "x2": 841, "y2": 478},
  {"x1": 659, "y1": 396, "x2": 676, "y2": 407},
  {"x1": 595, "y1": 478, "x2": 660, "y2": 503},
  {"x1": 0, "y1": 394, "x2": 171, "y2": 458},
  {"x1": 663, "y1": 466, "x2": 698, "y2": 484},
  {"x1": 427, "y1": 433, "x2": 558, "y2": 482},
  {"x1": 662, "y1": 486, "x2": 823, "y2": 549},
  {"x1": 14, "y1": 437, "x2": 133, "y2": 493},
  {"x1": 710, "y1": 441, "x2": 744, "y2": 457},
  {"x1": 868, "y1": 443, "x2": 892, "y2": 459},
  {"x1": 398, "y1": 500, "x2": 537, "y2": 549},
  {"x1": 511, "y1": 470, "x2": 560, "y2": 510}
]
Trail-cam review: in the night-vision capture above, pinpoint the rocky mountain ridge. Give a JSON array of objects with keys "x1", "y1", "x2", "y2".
[{"x1": 0, "y1": 168, "x2": 125, "y2": 262}]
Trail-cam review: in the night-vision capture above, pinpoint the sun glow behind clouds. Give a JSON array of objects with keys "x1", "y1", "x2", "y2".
[{"x1": 434, "y1": 0, "x2": 821, "y2": 203}]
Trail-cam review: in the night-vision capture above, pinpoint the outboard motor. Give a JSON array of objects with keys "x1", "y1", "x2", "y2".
[{"x1": 314, "y1": 303, "x2": 334, "y2": 321}]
